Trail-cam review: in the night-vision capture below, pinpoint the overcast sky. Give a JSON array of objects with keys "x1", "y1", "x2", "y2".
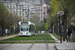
[{"x1": 0, "y1": 0, "x2": 41, "y2": 5}]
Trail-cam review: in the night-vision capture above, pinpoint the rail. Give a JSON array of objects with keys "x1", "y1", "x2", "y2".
[
  {"x1": 45, "y1": 33, "x2": 49, "y2": 50},
  {"x1": 27, "y1": 34, "x2": 40, "y2": 50}
]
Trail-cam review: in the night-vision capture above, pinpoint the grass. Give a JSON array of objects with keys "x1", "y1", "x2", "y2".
[
  {"x1": 46, "y1": 34, "x2": 54, "y2": 40},
  {"x1": 3, "y1": 34, "x2": 39, "y2": 40},
  {"x1": 3, "y1": 34, "x2": 54, "y2": 40},
  {"x1": 37, "y1": 34, "x2": 45, "y2": 40},
  {"x1": 0, "y1": 42, "x2": 15, "y2": 44},
  {"x1": 48, "y1": 41, "x2": 57, "y2": 43},
  {"x1": 0, "y1": 33, "x2": 57, "y2": 43},
  {"x1": 37, "y1": 33, "x2": 54, "y2": 40},
  {"x1": 4, "y1": 36, "x2": 25, "y2": 40},
  {"x1": 23, "y1": 34, "x2": 39, "y2": 40},
  {"x1": 51, "y1": 33, "x2": 60, "y2": 40}
]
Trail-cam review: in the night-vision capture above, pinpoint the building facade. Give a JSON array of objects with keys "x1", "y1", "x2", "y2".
[
  {"x1": 35, "y1": 4, "x2": 48, "y2": 22},
  {"x1": 1, "y1": 0, "x2": 48, "y2": 22}
]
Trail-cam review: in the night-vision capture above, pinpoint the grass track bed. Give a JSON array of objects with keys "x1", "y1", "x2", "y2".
[
  {"x1": 37, "y1": 33, "x2": 54, "y2": 40},
  {"x1": 46, "y1": 34, "x2": 54, "y2": 40},
  {"x1": 0, "y1": 33, "x2": 57, "y2": 43},
  {"x1": 4, "y1": 36, "x2": 25, "y2": 40},
  {"x1": 4, "y1": 34, "x2": 39, "y2": 40},
  {"x1": 37, "y1": 34, "x2": 45, "y2": 40}
]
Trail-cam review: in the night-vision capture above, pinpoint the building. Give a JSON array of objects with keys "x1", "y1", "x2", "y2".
[
  {"x1": 1, "y1": 0, "x2": 38, "y2": 20},
  {"x1": 35, "y1": 4, "x2": 47, "y2": 22},
  {"x1": 1, "y1": 0, "x2": 49, "y2": 22}
]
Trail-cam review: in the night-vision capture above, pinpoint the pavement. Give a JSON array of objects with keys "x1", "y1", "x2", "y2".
[
  {"x1": 0, "y1": 33, "x2": 75, "y2": 50},
  {"x1": 0, "y1": 43, "x2": 56, "y2": 50},
  {"x1": 0, "y1": 34, "x2": 19, "y2": 40},
  {"x1": 49, "y1": 33, "x2": 75, "y2": 50},
  {"x1": 55, "y1": 42, "x2": 75, "y2": 50}
]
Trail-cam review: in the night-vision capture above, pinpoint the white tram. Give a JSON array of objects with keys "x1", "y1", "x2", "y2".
[{"x1": 19, "y1": 21, "x2": 35, "y2": 36}]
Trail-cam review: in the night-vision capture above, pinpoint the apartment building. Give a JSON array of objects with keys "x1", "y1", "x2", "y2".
[{"x1": 1, "y1": 0, "x2": 48, "y2": 22}]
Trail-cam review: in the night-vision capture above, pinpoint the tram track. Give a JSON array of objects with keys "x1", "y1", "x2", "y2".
[
  {"x1": 0, "y1": 34, "x2": 40, "y2": 50},
  {"x1": 0, "y1": 33, "x2": 51, "y2": 50},
  {"x1": 27, "y1": 34, "x2": 40, "y2": 50},
  {"x1": 27, "y1": 33, "x2": 49, "y2": 50},
  {"x1": 45, "y1": 33, "x2": 49, "y2": 50},
  {"x1": 0, "y1": 35, "x2": 31, "y2": 50}
]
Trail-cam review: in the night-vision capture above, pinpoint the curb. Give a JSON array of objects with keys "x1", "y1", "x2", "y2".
[{"x1": 54, "y1": 44, "x2": 58, "y2": 50}]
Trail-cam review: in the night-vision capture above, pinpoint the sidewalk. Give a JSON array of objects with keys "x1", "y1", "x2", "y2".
[
  {"x1": 49, "y1": 33, "x2": 75, "y2": 50},
  {"x1": 49, "y1": 33, "x2": 60, "y2": 43},
  {"x1": 0, "y1": 34, "x2": 19, "y2": 40},
  {"x1": 55, "y1": 42, "x2": 75, "y2": 50}
]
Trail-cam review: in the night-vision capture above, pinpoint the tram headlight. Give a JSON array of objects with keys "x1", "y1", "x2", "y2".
[{"x1": 26, "y1": 32, "x2": 28, "y2": 34}]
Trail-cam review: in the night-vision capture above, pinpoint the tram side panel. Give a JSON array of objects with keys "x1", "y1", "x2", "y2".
[{"x1": 29, "y1": 25, "x2": 35, "y2": 35}]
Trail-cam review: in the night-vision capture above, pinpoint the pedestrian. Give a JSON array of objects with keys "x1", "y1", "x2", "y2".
[{"x1": 67, "y1": 25, "x2": 72, "y2": 42}]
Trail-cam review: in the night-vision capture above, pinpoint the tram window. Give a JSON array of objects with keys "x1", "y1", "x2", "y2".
[
  {"x1": 21, "y1": 28, "x2": 28, "y2": 31},
  {"x1": 29, "y1": 25, "x2": 35, "y2": 32}
]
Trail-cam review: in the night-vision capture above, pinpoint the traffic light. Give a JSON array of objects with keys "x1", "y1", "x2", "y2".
[
  {"x1": 59, "y1": 16, "x2": 62, "y2": 20},
  {"x1": 63, "y1": 15, "x2": 66, "y2": 19}
]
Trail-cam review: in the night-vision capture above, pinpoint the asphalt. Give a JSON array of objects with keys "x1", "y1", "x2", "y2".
[{"x1": 0, "y1": 33, "x2": 75, "y2": 50}]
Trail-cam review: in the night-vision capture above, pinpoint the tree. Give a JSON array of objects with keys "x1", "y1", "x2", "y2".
[
  {"x1": 29, "y1": 14, "x2": 45, "y2": 31},
  {"x1": 0, "y1": 3, "x2": 11, "y2": 29},
  {"x1": 0, "y1": 3, "x2": 21, "y2": 35},
  {"x1": 45, "y1": 0, "x2": 58, "y2": 31},
  {"x1": 47, "y1": 0, "x2": 75, "y2": 41}
]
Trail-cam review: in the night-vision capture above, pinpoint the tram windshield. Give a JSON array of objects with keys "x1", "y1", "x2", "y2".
[
  {"x1": 21, "y1": 22, "x2": 28, "y2": 31},
  {"x1": 21, "y1": 25, "x2": 28, "y2": 31}
]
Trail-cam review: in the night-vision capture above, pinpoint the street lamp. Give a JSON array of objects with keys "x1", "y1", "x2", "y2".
[
  {"x1": 25, "y1": 5, "x2": 27, "y2": 18},
  {"x1": 15, "y1": 0, "x2": 19, "y2": 34},
  {"x1": 40, "y1": 4, "x2": 42, "y2": 22},
  {"x1": 43, "y1": 7, "x2": 45, "y2": 23},
  {"x1": 1, "y1": 1, "x2": 4, "y2": 36},
  {"x1": 19, "y1": 4, "x2": 22, "y2": 21},
  {"x1": 27, "y1": 5, "x2": 30, "y2": 20},
  {"x1": 22, "y1": 5, "x2": 25, "y2": 21},
  {"x1": 17, "y1": 3, "x2": 24, "y2": 21},
  {"x1": 10, "y1": 0, "x2": 13, "y2": 34},
  {"x1": 43, "y1": 4, "x2": 47, "y2": 23},
  {"x1": 57, "y1": 11, "x2": 64, "y2": 43}
]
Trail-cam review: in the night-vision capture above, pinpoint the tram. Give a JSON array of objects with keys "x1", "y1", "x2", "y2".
[{"x1": 19, "y1": 21, "x2": 35, "y2": 36}]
